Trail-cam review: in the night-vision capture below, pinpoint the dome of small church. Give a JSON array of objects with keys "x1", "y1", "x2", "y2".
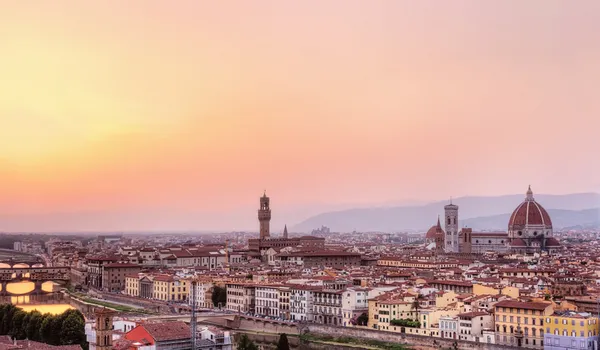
[{"x1": 508, "y1": 186, "x2": 552, "y2": 234}]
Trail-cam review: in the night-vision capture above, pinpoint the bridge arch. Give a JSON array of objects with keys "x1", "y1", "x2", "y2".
[
  {"x1": 6, "y1": 281, "x2": 35, "y2": 295},
  {"x1": 13, "y1": 263, "x2": 31, "y2": 269}
]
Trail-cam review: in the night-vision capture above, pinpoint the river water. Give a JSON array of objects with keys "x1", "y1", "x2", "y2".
[{"x1": 1, "y1": 281, "x2": 74, "y2": 315}]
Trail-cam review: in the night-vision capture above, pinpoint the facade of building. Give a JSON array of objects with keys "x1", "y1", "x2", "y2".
[
  {"x1": 101, "y1": 263, "x2": 141, "y2": 293},
  {"x1": 290, "y1": 286, "x2": 316, "y2": 322},
  {"x1": 255, "y1": 285, "x2": 281, "y2": 318},
  {"x1": 544, "y1": 311, "x2": 599, "y2": 350},
  {"x1": 494, "y1": 300, "x2": 553, "y2": 348},
  {"x1": 445, "y1": 202, "x2": 459, "y2": 252},
  {"x1": 226, "y1": 283, "x2": 256, "y2": 313},
  {"x1": 312, "y1": 289, "x2": 343, "y2": 326}
]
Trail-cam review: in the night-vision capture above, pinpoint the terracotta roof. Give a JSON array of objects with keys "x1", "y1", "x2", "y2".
[
  {"x1": 142, "y1": 321, "x2": 191, "y2": 342},
  {"x1": 508, "y1": 186, "x2": 552, "y2": 229},
  {"x1": 495, "y1": 300, "x2": 551, "y2": 311}
]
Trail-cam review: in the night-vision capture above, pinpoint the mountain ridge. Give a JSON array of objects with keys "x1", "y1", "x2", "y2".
[{"x1": 291, "y1": 192, "x2": 600, "y2": 232}]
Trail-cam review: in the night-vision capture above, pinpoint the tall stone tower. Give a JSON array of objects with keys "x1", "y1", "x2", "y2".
[
  {"x1": 461, "y1": 227, "x2": 472, "y2": 254},
  {"x1": 283, "y1": 224, "x2": 288, "y2": 239},
  {"x1": 95, "y1": 307, "x2": 117, "y2": 350},
  {"x1": 258, "y1": 191, "x2": 271, "y2": 239},
  {"x1": 444, "y1": 201, "x2": 459, "y2": 253},
  {"x1": 434, "y1": 216, "x2": 445, "y2": 256}
]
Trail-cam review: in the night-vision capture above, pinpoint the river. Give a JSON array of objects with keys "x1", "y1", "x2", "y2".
[{"x1": 1, "y1": 281, "x2": 74, "y2": 315}]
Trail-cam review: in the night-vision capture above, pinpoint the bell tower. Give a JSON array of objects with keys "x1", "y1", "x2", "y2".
[
  {"x1": 95, "y1": 307, "x2": 117, "y2": 350},
  {"x1": 444, "y1": 199, "x2": 459, "y2": 253},
  {"x1": 258, "y1": 191, "x2": 271, "y2": 239}
]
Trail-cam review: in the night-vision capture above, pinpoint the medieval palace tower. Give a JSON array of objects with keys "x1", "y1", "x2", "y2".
[
  {"x1": 444, "y1": 201, "x2": 459, "y2": 252},
  {"x1": 258, "y1": 191, "x2": 271, "y2": 239}
]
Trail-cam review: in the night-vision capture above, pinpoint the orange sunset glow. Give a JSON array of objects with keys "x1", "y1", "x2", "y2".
[{"x1": 0, "y1": 1, "x2": 598, "y2": 231}]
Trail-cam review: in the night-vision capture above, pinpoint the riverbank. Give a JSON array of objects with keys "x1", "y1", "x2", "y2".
[{"x1": 66, "y1": 291, "x2": 155, "y2": 315}]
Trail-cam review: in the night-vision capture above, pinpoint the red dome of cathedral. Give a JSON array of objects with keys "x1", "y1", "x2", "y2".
[
  {"x1": 425, "y1": 217, "x2": 445, "y2": 240},
  {"x1": 508, "y1": 186, "x2": 553, "y2": 233}
]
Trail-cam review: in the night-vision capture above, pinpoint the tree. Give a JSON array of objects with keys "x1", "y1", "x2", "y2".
[
  {"x1": 411, "y1": 293, "x2": 425, "y2": 321},
  {"x1": 212, "y1": 286, "x2": 227, "y2": 308},
  {"x1": 356, "y1": 313, "x2": 369, "y2": 326},
  {"x1": 9, "y1": 310, "x2": 26, "y2": 339},
  {"x1": 277, "y1": 333, "x2": 290, "y2": 350},
  {"x1": 39, "y1": 314, "x2": 55, "y2": 344},
  {"x1": 26, "y1": 311, "x2": 42, "y2": 341},
  {"x1": 236, "y1": 334, "x2": 259, "y2": 350},
  {"x1": 60, "y1": 313, "x2": 86, "y2": 347}
]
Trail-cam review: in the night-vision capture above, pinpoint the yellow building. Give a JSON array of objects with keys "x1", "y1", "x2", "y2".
[
  {"x1": 473, "y1": 283, "x2": 519, "y2": 299},
  {"x1": 544, "y1": 311, "x2": 599, "y2": 350},
  {"x1": 125, "y1": 274, "x2": 140, "y2": 297},
  {"x1": 152, "y1": 275, "x2": 188, "y2": 302},
  {"x1": 494, "y1": 300, "x2": 553, "y2": 349}
]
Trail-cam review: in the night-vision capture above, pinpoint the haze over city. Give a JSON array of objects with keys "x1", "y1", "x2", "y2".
[{"x1": 1, "y1": 1, "x2": 599, "y2": 231}]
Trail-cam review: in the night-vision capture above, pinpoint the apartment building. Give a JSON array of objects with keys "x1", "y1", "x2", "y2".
[
  {"x1": 313, "y1": 289, "x2": 344, "y2": 326},
  {"x1": 255, "y1": 285, "x2": 281, "y2": 318},
  {"x1": 456, "y1": 311, "x2": 494, "y2": 343},
  {"x1": 494, "y1": 300, "x2": 553, "y2": 348},
  {"x1": 226, "y1": 283, "x2": 256, "y2": 313},
  {"x1": 544, "y1": 311, "x2": 600, "y2": 350},
  {"x1": 189, "y1": 280, "x2": 215, "y2": 308},
  {"x1": 152, "y1": 275, "x2": 189, "y2": 302},
  {"x1": 341, "y1": 287, "x2": 369, "y2": 327},
  {"x1": 290, "y1": 286, "x2": 317, "y2": 322}
]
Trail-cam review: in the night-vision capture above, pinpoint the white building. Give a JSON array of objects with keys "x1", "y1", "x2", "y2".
[
  {"x1": 189, "y1": 280, "x2": 214, "y2": 309},
  {"x1": 198, "y1": 326, "x2": 233, "y2": 350},
  {"x1": 226, "y1": 283, "x2": 256, "y2": 313},
  {"x1": 439, "y1": 315, "x2": 459, "y2": 340},
  {"x1": 255, "y1": 285, "x2": 281, "y2": 318},
  {"x1": 341, "y1": 287, "x2": 369, "y2": 327},
  {"x1": 313, "y1": 289, "x2": 343, "y2": 326},
  {"x1": 456, "y1": 312, "x2": 494, "y2": 343},
  {"x1": 290, "y1": 286, "x2": 316, "y2": 322}
]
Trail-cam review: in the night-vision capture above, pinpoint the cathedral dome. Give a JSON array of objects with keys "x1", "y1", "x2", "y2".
[
  {"x1": 508, "y1": 186, "x2": 553, "y2": 238},
  {"x1": 425, "y1": 217, "x2": 445, "y2": 240}
]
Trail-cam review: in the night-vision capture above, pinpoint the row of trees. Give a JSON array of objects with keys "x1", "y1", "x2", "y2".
[
  {"x1": 390, "y1": 318, "x2": 421, "y2": 328},
  {"x1": 0, "y1": 304, "x2": 87, "y2": 349}
]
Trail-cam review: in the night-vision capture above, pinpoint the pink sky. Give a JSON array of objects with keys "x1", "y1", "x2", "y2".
[{"x1": 0, "y1": 1, "x2": 599, "y2": 231}]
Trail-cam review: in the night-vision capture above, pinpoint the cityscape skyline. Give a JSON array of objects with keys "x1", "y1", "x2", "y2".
[{"x1": 1, "y1": 1, "x2": 599, "y2": 231}]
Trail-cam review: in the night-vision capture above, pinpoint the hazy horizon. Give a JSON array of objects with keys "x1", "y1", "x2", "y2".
[{"x1": 1, "y1": 1, "x2": 599, "y2": 232}]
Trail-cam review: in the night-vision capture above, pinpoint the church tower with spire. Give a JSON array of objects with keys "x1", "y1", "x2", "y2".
[
  {"x1": 444, "y1": 199, "x2": 459, "y2": 253},
  {"x1": 283, "y1": 225, "x2": 288, "y2": 239},
  {"x1": 434, "y1": 216, "x2": 445, "y2": 256},
  {"x1": 258, "y1": 191, "x2": 271, "y2": 239}
]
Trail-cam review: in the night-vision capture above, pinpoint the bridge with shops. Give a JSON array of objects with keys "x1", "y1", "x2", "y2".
[{"x1": 0, "y1": 267, "x2": 70, "y2": 295}]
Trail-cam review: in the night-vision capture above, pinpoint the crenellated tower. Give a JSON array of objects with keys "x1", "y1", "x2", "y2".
[
  {"x1": 258, "y1": 191, "x2": 271, "y2": 239},
  {"x1": 444, "y1": 199, "x2": 459, "y2": 253}
]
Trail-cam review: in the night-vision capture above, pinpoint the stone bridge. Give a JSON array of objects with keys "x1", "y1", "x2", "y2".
[
  {"x1": 147, "y1": 313, "x2": 299, "y2": 334},
  {"x1": 0, "y1": 267, "x2": 70, "y2": 295}
]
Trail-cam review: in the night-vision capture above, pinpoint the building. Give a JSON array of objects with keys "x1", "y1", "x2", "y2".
[
  {"x1": 152, "y1": 275, "x2": 189, "y2": 302},
  {"x1": 258, "y1": 191, "x2": 271, "y2": 239},
  {"x1": 434, "y1": 218, "x2": 445, "y2": 255},
  {"x1": 255, "y1": 285, "x2": 281, "y2": 318},
  {"x1": 123, "y1": 322, "x2": 192, "y2": 349},
  {"x1": 456, "y1": 311, "x2": 493, "y2": 343},
  {"x1": 313, "y1": 288, "x2": 343, "y2": 326},
  {"x1": 86, "y1": 256, "x2": 119, "y2": 290},
  {"x1": 226, "y1": 283, "x2": 256, "y2": 313},
  {"x1": 248, "y1": 192, "x2": 325, "y2": 254},
  {"x1": 290, "y1": 286, "x2": 317, "y2": 322},
  {"x1": 189, "y1": 280, "x2": 215, "y2": 309},
  {"x1": 341, "y1": 287, "x2": 369, "y2": 327},
  {"x1": 277, "y1": 250, "x2": 361, "y2": 268},
  {"x1": 101, "y1": 262, "x2": 141, "y2": 293},
  {"x1": 444, "y1": 201, "x2": 459, "y2": 252},
  {"x1": 544, "y1": 311, "x2": 599, "y2": 350},
  {"x1": 468, "y1": 232, "x2": 509, "y2": 254},
  {"x1": 93, "y1": 308, "x2": 117, "y2": 350},
  {"x1": 508, "y1": 186, "x2": 561, "y2": 253},
  {"x1": 494, "y1": 300, "x2": 553, "y2": 348}
]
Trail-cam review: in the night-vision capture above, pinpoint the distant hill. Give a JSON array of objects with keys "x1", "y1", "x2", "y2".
[{"x1": 291, "y1": 193, "x2": 600, "y2": 232}]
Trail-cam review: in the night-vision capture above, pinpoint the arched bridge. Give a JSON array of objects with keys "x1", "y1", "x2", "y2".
[{"x1": 0, "y1": 267, "x2": 69, "y2": 296}]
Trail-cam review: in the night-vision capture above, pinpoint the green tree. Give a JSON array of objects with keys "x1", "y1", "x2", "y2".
[
  {"x1": 1, "y1": 304, "x2": 17, "y2": 335},
  {"x1": 212, "y1": 286, "x2": 227, "y2": 308},
  {"x1": 276, "y1": 333, "x2": 290, "y2": 350},
  {"x1": 9, "y1": 310, "x2": 26, "y2": 339},
  {"x1": 236, "y1": 334, "x2": 259, "y2": 350},
  {"x1": 356, "y1": 313, "x2": 368, "y2": 326},
  {"x1": 26, "y1": 311, "x2": 42, "y2": 341},
  {"x1": 39, "y1": 314, "x2": 55, "y2": 344},
  {"x1": 411, "y1": 293, "x2": 425, "y2": 321},
  {"x1": 18, "y1": 312, "x2": 30, "y2": 339},
  {"x1": 60, "y1": 312, "x2": 86, "y2": 347}
]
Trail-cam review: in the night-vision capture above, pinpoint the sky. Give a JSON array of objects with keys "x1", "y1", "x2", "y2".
[{"x1": 0, "y1": 1, "x2": 599, "y2": 232}]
